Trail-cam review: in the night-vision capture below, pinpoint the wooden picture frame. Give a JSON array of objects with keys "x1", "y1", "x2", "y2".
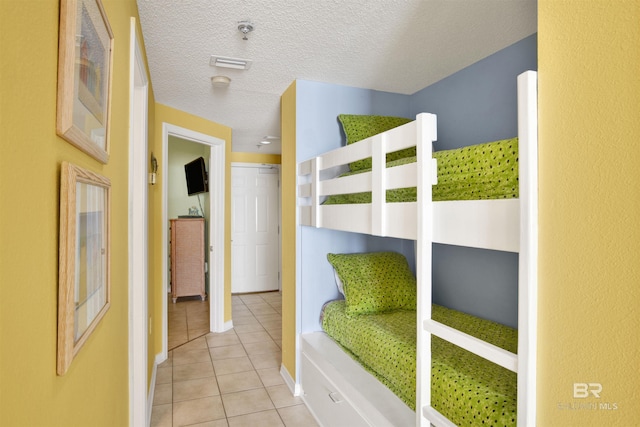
[
  {"x1": 57, "y1": 162, "x2": 111, "y2": 375},
  {"x1": 56, "y1": 0, "x2": 113, "y2": 164}
]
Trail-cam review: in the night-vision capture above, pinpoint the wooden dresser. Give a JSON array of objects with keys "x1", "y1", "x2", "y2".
[{"x1": 170, "y1": 218, "x2": 205, "y2": 303}]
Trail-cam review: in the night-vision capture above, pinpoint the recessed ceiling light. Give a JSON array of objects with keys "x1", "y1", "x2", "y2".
[
  {"x1": 211, "y1": 75, "x2": 231, "y2": 88},
  {"x1": 210, "y1": 55, "x2": 252, "y2": 70},
  {"x1": 259, "y1": 135, "x2": 279, "y2": 145}
]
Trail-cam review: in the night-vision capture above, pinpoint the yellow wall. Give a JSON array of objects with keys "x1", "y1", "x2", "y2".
[
  {"x1": 151, "y1": 104, "x2": 233, "y2": 361},
  {"x1": 280, "y1": 82, "x2": 297, "y2": 379},
  {"x1": 538, "y1": 1, "x2": 640, "y2": 425},
  {"x1": 0, "y1": 0, "x2": 145, "y2": 424},
  {"x1": 229, "y1": 152, "x2": 281, "y2": 164}
]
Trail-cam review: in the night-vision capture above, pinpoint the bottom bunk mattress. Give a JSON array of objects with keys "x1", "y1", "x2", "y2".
[{"x1": 321, "y1": 300, "x2": 518, "y2": 426}]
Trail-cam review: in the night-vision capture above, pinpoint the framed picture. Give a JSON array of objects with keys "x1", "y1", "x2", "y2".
[
  {"x1": 57, "y1": 162, "x2": 111, "y2": 375},
  {"x1": 56, "y1": 0, "x2": 113, "y2": 164}
]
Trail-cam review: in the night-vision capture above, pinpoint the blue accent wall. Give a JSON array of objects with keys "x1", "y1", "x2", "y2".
[
  {"x1": 410, "y1": 34, "x2": 538, "y2": 150},
  {"x1": 295, "y1": 80, "x2": 414, "y2": 332},
  {"x1": 295, "y1": 34, "x2": 537, "y2": 330},
  {"x1": 411, "y1": 34, "x2": 537, "y2": 328}
]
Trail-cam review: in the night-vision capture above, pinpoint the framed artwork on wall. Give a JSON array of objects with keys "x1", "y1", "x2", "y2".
[
  {"x1": 57, "y1": 162, "x2": 111, "y2": 375},
  {"x1": 56, "y1": 0, "x2": 113, "y2": 164}
]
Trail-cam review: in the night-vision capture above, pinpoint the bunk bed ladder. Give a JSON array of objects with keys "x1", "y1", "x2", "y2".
[{"x1": 418, "y1": 70, "x2": 538, "y2": 427}]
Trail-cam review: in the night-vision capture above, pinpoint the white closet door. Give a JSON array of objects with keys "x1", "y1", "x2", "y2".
[{"x1": 232, "y1": 165, "x2": 280, "y2": 293}]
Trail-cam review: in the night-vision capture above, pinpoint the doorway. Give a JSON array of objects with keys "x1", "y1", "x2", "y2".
[
  {"x1": 167, "y1": 138, "x2": 211, "y2": 350},
  {"x1": 231, "y1": 164, "x2": 281, "y2": 294},
  {"x1": 161, "y1": 124, "x2": 225, "y2": 360}
]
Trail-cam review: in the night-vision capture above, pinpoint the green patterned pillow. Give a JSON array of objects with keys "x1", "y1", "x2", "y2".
[
  {"x1": 338, "y1": 114, "x2": 414, "y2": 171},
  {"x1": 327, "y1": 252, "x2": 417, "y2": 316}
]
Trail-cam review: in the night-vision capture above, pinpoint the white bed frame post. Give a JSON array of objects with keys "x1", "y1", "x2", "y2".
[
  {"x1": 517, "y1": 70, "x2": 538, "y2": 427},
  {"x1": 371, "y1": 133, "x2": 386, "y2": 236},
  {"x1": 415, "y1": 113, "x2": 439, "y2": 427}
]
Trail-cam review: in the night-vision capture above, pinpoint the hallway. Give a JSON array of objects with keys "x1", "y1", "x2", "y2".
[{"x1": 150, "y1": 292, "x2": 317, "y2": 427}]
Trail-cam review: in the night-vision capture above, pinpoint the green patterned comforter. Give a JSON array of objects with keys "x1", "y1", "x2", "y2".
[
  {"x1": 321, "y1": 301, "x2": 517, "y2": 426},
  {"x1": 323, "y1": 138, "x2": 518, "y2": 204}
]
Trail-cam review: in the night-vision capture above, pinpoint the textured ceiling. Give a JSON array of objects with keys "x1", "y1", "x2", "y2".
[{"x1": 137, "y1": 0, "x2": 537, "y2": 154}]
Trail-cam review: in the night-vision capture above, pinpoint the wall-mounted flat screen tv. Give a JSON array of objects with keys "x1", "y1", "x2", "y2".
[{"x1": 184, "y1": 157, "x2": 209, "y2": 196}]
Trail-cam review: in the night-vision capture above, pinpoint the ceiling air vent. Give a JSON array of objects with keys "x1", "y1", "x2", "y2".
[{"x1": 209, "y1": 55, "x2": 252, "y2": 70}]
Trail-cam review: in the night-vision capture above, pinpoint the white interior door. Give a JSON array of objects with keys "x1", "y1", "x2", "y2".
[{"x1": 232, "y1": 164, "x2": 280, "y2": 293}]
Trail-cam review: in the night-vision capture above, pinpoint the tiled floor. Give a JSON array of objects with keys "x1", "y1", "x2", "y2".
[
  {"x1": 168, "y1": 295, "x2": 211, "y2": 350},
  {"x1": 151, "y1": 292, "x2": 318, "y2": 427}
]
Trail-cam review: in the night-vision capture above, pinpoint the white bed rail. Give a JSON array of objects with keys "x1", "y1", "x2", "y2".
[{"x1": 298, "y1": 113, "x2": 438, "y2": 239}]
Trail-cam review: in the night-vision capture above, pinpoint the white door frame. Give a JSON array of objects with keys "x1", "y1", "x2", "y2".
[
  {"x1": 128, "y1": 17, "x2": 149, "y2": 427},
  {"x1": 160, "y1": 124, "x2": 226, "y2": 361}
]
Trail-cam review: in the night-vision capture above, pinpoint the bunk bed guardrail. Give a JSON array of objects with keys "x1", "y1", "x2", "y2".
[{"x1": 296, "y1": 70, "x2": 538, "y2": 427}]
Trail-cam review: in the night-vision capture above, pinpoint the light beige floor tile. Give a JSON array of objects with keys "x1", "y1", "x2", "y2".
[
  {"x1": 206, "y1": 333, "x2": 240, "y2": 348},
  {"x1": 243, "y1": 301, "x2": 271, "y2": 309},
  {"x1": 152, "y1": 291, "x2": 286, "y2": 426},
  {"x1": 237, "y1": 330, "x2": 274, "y2": 344},
  {"x1": 158, "y1": 352, "x2": 173, "y2": 368},
  {"x1": 150, "y1": 403, "x2": 172, "y2": 427},
  {"x1": 156, "y1": 366, "x2": 173, "y2": 385},
  {"x1": 248, "y1": 305, "x2": 278, "y2": 316},
  {"x1": 173, "y1": 336, "x2": 208, "y2": 352},
  {"x1": 231, "y1": 305, "x2": 251, "y2": 315},
  {"x1": 172, "y1": 348, "x2": 212, "y2": 366},
  {"x1": 217, "y1": 370, "x2": 263, "y2": 394},
  {"x1": 188, "y1": 318, "x2": 211, "y2": 328},
  {"x1": 232, "y1": 323, "x2": 266, "y2": 334},
  {"x1": 212, "y1": 356, "x2": 255, "y2": 376},
  {"x1": 153, "y1": 382, "x2": 172, "y2": 405},
  {"x1": 232, "y1": 315, "x2": 259, "y2": 326},
  {"x1": 189, "y1": 329, "x2": 211, "y2": 340},
  {"x1": 169, "y1": 339, "x2": 189, "y2": 351},
  {"x1": 173, "y1": 376, "x2": 220, "y2": 402},
  {"x1": 255, "y1": 313, "x2": 282, "y2": 323},
  {"x1": 267, "y1": 331, "x2": 282, "y2": 341},
  {"x1": 221, "y1": 388, "x2": 275, "y2": 417},
  {"x1": 169, "y1": 321, "x2": 188, "y2": 332},
  {"x1": 256, "y1": 368, "x2": 285, "y2": 387},
  {"x1": 227, "y1": 409, "x2": 284, "y2": 427},
  {"x1": 209, "y1": 344, "x2": 247, "y2": 360},
  {"x1": 173, "y1": 396, "x2": 226, "y2": 426},
  {"x1": 248, "y1": 350, "x2": 280, "y2": 370},
  {"x1": 173, "y1": 361, "x2": 215, "y2": 382},
  {"x1": 188, "y1": 420, "x2": 229, "y2": 427},
  {"x1": 266, "y1": 384, "x2": 303, "y2": 408},
  {"x1": 239, "y1": 294, "x2": 265, "y2": 304},
  {"x1": 277, "y1": 404, "x2": 319, "y2": 427},
  {"x1": 259, "y1": 320, "x2": 281, "y2": 332},
  {"x1": 243, "y1": 340, "x2": 280, "y2": 356}
]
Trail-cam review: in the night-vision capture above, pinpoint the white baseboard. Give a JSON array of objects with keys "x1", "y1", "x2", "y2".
[
  {"x1": 146, "y1": 358, "x2": 159, "y2": 427},
  {"x1": 223, "y1": 320, "x2": 233, "y2": 331},
  {"x1": 280, "y1": 364, "x2": 302, "y2": 396}
]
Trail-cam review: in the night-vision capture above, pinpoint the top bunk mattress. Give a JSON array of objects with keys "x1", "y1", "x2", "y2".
[
  {"x1": 323, "y1": 137, "x2": 518, "y2": 204},
  {"x1": 321, "y1": 300, "x2": 518, "y2": 425}
]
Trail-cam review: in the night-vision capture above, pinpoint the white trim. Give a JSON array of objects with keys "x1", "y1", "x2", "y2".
[
  {"x1": 161, "y1": 124, "x2": 226, "y2": 360},
  {"x1": 280, "y1": 363, "x2": 301, "y2": 396},
  {"x1": 128, "y1": 17, "x2": 149, "y2": 427},
  {"x1": 517, "y1": 70, "x2": 538, "y2": 427},
  {"x1": 146, "y1": 360, "x2": 158, "y2": 427}
]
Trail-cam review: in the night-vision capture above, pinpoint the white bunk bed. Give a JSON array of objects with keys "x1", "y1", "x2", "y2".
[{"x1": 296, "y1": 71, "x2": 537, "y2": 426}]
